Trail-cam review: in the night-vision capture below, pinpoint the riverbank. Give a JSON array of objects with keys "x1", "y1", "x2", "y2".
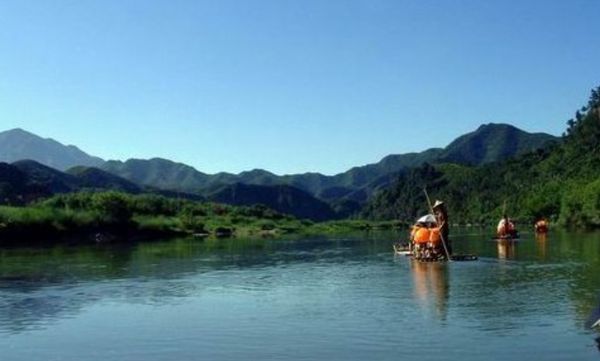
[
  {"x1": 1, "y1": 190, "x2": 569, "y2": 247},
  {"x1": 0, "y1": 191, "x2": 409, "y2": 246}
]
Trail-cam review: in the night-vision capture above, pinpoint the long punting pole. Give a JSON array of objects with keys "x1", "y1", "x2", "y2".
[{"x1": 423, "y1": 188, "x2": 452, "y2": 262}]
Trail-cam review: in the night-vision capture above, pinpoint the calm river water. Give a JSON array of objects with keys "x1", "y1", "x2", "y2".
[{"x1": 1, "y1": 229, "x2": 599, "y2": 360}]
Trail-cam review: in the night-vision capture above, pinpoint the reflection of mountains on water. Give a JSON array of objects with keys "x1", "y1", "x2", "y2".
[{"x1": 0, "y1": 236, "x2": 381, "y2": 334}]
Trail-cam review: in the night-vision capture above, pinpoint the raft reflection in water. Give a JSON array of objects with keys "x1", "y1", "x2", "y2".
[
  {"x1": 411, "y1": 261, "x2": 449, "y2": 320},
  {"x1": 535, "y1": 232, "x2": 548, "y2": 260},
  {"x1": 497, "y1": 239, "x2": 516, "y2": 259}
]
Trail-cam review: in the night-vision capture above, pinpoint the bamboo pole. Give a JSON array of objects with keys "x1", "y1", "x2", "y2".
[{"x1": 423, "y1": 188, "x2": 452, "y2": 261}]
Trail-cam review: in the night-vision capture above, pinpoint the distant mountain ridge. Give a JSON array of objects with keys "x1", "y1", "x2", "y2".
[
  {"x1": 0, "y1": 123, "x2": 558, "y2": 219},
  {"x1": 97, "y1": 123, "x2": 557, "y2": 203},
  {"x1": 0, "y1": 160, "x2": 141, "y2": 204},
  {"x1": 0, "y1": 128, "x2": 104, "y2": 171}
]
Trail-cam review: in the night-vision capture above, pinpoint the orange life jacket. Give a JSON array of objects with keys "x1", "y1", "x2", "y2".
[
  {"x1": 414, "y1": 227, "x2": 431, "y2": 244},
  {"x1": 429, "y1": 227, "x2": 442, "y2": 245}
]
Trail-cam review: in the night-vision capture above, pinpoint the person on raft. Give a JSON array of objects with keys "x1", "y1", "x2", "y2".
[
  {"x1": 432, "y1": 200, "x2": 451, "y2": 255},
  {"x1": 497, "y1": 214, "x2": 518, "y2": 238}
]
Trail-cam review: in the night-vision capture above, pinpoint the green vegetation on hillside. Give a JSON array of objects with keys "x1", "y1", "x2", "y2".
[
  {"x1": 363, "y1": 86, "x2": 600, "y2": 228},
  {"x1": 0, "y1": 191, "x2": 307, "y2": 243}
]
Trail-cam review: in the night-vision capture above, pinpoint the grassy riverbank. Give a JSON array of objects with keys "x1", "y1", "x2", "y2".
[{"x1": 0, "y1": 191, "x2": 404, "y2": 245}]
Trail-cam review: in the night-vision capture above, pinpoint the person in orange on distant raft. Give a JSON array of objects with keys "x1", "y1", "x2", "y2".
[
  {"x1": 534, "y1": 218, "x2": 549, "y2": 233},
  {"x1": 497, "y1": 214, "x2": 518, "y2": 238}
]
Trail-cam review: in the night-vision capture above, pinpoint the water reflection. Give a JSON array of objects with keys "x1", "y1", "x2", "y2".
[
  {"x1": 535, "y1": 233, "x2": 548, "y2": 260},
  {"x1": 0, "y1": 236, "x2": 377, "y2": 334},
  {"x1": 497, "y1": 239, "x2": 516, "y2": 259},
  {"x1": 0, "y1": 229, "x2": 598, "y2": 358},
  {"x1": 411, "y1": 260, "x2": 449, "y2": 320}
]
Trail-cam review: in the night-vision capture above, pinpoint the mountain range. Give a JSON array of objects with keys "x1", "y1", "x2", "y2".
[
  {"x1": 0, "y1": 124, "x2": 557, "y2": 220},
  {"x1": 99, "y1": 123, "x2": 556, "y2": 198}
]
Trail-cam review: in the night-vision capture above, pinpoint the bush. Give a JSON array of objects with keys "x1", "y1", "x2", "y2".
[
  {"x1": 91, "y1": 192, "x2": 133, "y2": 224},
  {"x1": 178, "y1": 205, "x2": 206, "y2": 232}
]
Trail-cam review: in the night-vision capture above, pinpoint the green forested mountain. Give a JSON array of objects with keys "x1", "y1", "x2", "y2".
[
  {"x1": 363, "y1": 87, "x2": 600, "y2": 228},
  {"x1": 13, "y1": 160, "x2": 81, "y2": 193},
  {"x1": 101, "y1": 158, "x2": 214, "y2": 193},
  {"x1": 438, "y1": 123, "x2": 557, "y2": 165},
  {"x1": 0, "y1": 162, "x2": 51, "y2": 204},
  {"x1": 67, "y1": 166, "x2": 142, "y2": 193},
  {"x1": 0, "y1": 160, "x2": 208, "y2": 207},
  {"x1": 0, "y1": 161, "x2": 144, "y2": 204},
  {"x1": 206, "y1": 183, "x2": 337, "y2": 221},
  {"x1": 0, "y1": 128, "x2": 104, "y2": 171}
]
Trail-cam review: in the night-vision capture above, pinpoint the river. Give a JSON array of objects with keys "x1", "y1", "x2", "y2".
[{"x1": 1, "y1": 229, "x2": 599, "y2": 360}]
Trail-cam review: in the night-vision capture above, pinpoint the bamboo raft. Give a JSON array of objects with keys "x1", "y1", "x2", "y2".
[{"x1": 393, "y1": 243, "x2": 478, "y2": 262}]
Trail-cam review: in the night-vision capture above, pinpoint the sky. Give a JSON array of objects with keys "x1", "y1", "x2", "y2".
[{"x1": 0, "y1": 0, "x2": 599, "y2": 175}]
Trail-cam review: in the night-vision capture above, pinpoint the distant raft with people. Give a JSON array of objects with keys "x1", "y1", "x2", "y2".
[
  {"x1": 495, "y1": 215, "x2": 519, "y2": 240},
  {"x1": 534, "y1": 219, "x2": 549, "y2": 233}
]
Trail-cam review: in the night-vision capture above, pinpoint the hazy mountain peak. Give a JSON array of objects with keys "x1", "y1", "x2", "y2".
[
  {"x1": 0, "y1": 128, "x2": 104, "y2": 171},
  {"x1": 4, "y1": 128, "x2": 33, "y2": 136}
]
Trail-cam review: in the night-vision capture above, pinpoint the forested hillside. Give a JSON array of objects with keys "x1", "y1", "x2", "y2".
[{"x1": 363, "y1": 86, "x2": 600, "y2": 228}]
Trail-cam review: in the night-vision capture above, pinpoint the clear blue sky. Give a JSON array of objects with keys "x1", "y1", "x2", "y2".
[{"x1": 1, "y1": 0, "x2": 598, "y2": 175}]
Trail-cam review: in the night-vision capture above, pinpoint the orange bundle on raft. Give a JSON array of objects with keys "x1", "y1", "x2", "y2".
[
  {"x1": 413, "y1": 227, "x2": 430, "y2": 244},
  {"x1": 412, "y1": 226, "x2": 442, "y2": 245},
  {"x1": 429, "y1": 227, "x2": 442, "y2": 245}
]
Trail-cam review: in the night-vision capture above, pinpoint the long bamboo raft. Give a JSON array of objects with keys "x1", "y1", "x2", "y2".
[{"x1": 393, "y1": 243, "x2": 478, "y2": 262}]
